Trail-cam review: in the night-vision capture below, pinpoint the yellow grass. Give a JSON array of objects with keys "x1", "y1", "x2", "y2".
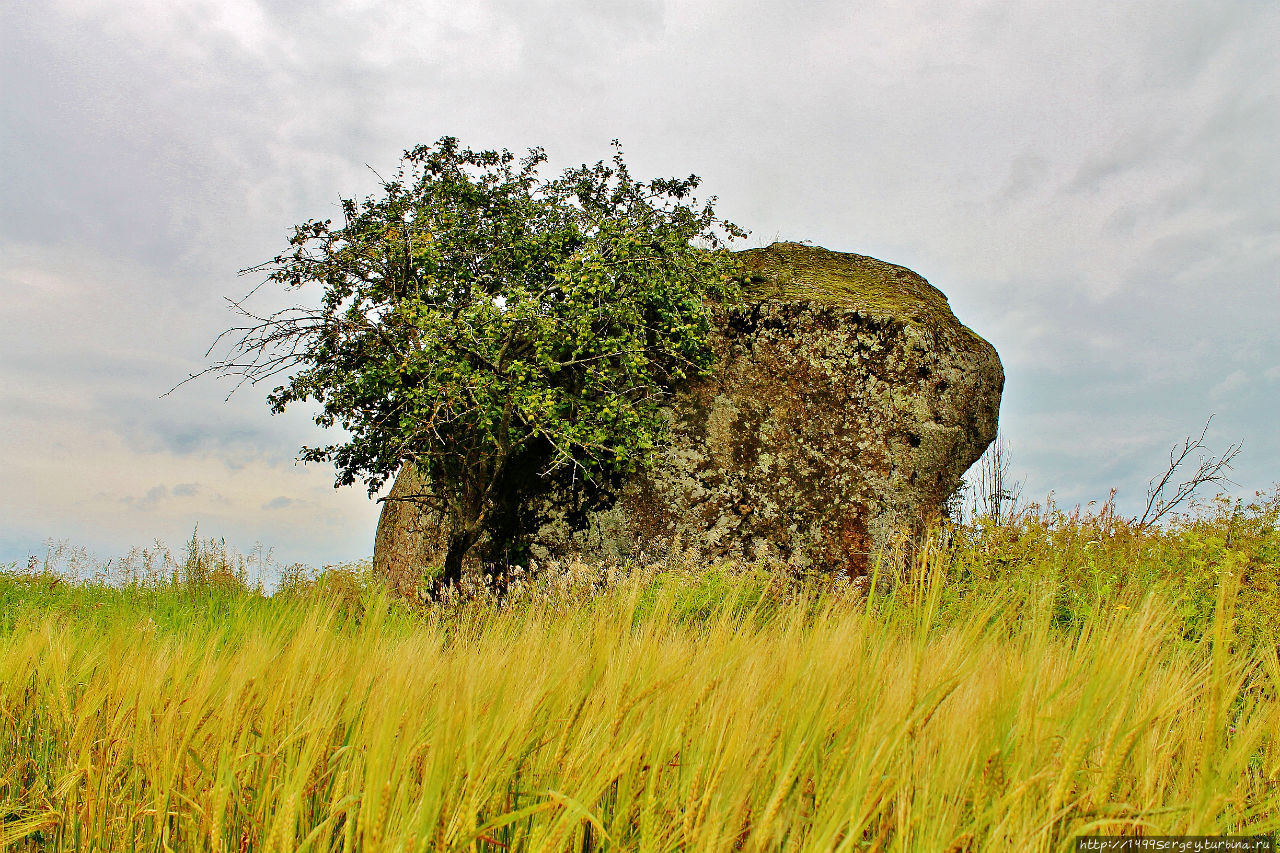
[{"x1": 2, "y1": 503, "x2": 1279, "y2": 850}]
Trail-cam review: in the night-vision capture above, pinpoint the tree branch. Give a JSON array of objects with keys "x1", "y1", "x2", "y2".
[{"x1": 1137, "y1": 416, "x2": 1242, "y2": 529}]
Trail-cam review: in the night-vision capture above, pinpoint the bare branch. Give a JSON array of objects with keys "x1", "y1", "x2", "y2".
[{"x1": 1137, "y1": 416, "x2": 1242, "y2": 529}]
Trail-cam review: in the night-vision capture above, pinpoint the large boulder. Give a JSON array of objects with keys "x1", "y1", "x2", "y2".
[{"x1": 374, "y1": 242, "x2": 1003, "y2": 588}]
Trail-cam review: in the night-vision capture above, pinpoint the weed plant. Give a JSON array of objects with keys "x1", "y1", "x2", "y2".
[{"x1": 1, "y1": 493, "x2": 1278, "y2": 851}]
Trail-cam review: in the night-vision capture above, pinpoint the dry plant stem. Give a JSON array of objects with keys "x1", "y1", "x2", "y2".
[
  {"x1": 960, "y1": 434, "x2": 1025, "y2": 524},
  {"x1": 1138, "y1": 416, "x2": 1243, "y2": 529}
]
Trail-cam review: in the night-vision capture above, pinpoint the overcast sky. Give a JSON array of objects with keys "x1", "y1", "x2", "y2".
[{"x1": 2, "y1": 0, "x2": 1277, "y2": 572}]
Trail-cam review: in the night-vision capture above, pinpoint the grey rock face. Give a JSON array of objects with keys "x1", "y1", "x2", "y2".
[{"x1": 373, "y1": 242, "x2": 1003, "y2": 589}]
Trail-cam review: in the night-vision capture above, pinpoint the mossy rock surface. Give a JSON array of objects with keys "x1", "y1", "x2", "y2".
[
  {"x1": 741, "y1": 242, "x2": 950, "y2": 316},
  {"x1": 374, "y1": 243, "x2": 1004, "y2": 588}
]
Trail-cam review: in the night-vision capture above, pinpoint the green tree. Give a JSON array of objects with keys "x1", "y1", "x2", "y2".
[{"x1": 201, "y1": 137, "x2": 745, "y2": 585}]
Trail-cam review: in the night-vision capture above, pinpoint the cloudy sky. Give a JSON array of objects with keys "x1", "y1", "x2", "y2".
[{"x1": 2, "y1": 0, "x2": 1277, "y2": 571}]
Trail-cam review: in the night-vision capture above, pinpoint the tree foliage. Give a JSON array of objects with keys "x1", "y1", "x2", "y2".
[{"x1": 200, "y1": 137, "x2": 745, "y2": 583}]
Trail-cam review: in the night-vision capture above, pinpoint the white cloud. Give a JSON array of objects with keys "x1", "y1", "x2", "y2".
[
  {"x1": 1211, "y1": 370, "x2": 1250, "y2": 399},
  {"x1": 0, "y1": 405, "x2": 379, "y2": 564}
]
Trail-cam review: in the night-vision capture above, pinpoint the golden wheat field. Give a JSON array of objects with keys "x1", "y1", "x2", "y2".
[{"x1": 2, "y1": 496, "x2": 1279, "y2": 851}]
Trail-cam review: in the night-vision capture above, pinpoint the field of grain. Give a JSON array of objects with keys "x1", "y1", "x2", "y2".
[{"x1": 2, "y1": 495, "x2": 1278, "y2": 851}]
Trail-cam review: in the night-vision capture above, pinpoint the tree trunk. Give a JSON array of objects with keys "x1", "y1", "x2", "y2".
[
  {"x1": 439, "y1": 528, "x2": 478, "y2": 588},
  {"x1": 437, "y1": 467, "x2": 502, "y2": 590}
]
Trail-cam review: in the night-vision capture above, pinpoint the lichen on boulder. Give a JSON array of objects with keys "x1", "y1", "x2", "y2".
[{"x1": 373, "y1": 242, "x2": 1003, "y2": 588}]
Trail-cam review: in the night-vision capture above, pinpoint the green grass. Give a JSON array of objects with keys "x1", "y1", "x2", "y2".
[{"x1": 1, "y1": 493, "x2": 1278, "y2": 851}]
